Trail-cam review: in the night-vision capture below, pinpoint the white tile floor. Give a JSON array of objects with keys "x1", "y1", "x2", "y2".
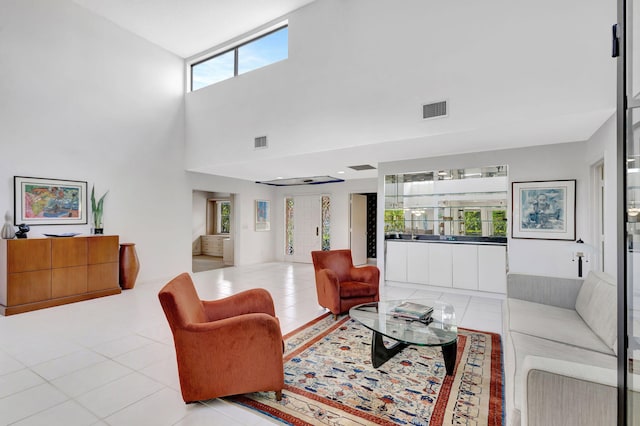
[{"x1": 0, "y1": 262, "x2": 504, "y2": 426}]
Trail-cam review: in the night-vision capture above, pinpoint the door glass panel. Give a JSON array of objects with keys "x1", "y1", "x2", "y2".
[
  {"x1": 633, "y1": 0, "x2": 639, "y2": 101},
  {"x1": 628, "y1": 107, "x2": 640, "y2": 425}
]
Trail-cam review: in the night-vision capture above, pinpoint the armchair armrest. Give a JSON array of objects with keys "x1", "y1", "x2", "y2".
[
  {"x1": 203, "y1": 288, "x2": 276, "y2": 321},
  {"x1": 520, "y1": 356, "x2": 616, "y2": 426},
  {"x1": 507, "y1": 273, "x2": 583, "y2": 309},
  {"x1": 350, "y1": 265, "x2": 380, "y2": 287}
]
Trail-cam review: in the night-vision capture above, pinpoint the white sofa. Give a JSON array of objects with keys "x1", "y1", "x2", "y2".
[{"x1": 503, "y1": 271, "x2": 618, "y2": 426}]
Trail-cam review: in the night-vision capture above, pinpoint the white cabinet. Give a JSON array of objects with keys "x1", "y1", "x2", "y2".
[
  {"x1": 407, "y1": 243, "x2": 429, "y2": 284},
  {"x1": 223, "y1": 238, "x2": 234, "y2": 265},
  {"x1": 201, "y1": 235, "x2": 225, "y2": 256},
  {"x1": 385, "y1": 242, "x2": 407, "y2": 282},
  {"x1": 452, "y1": 244, "x2": 478, "y2": 290},
  {"x1": 384, "y1": 241, "x2": 507, "y2": 294},
  {"x1": 478, "y1": 245, "x2": 507, "y2": 293},
  {"x1": 428, "y1": 244, "x2": 453, "y2": 287}
]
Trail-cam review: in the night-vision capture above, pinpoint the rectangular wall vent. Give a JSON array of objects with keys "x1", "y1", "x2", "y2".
[
  {"x1": 254, "y1": 136, "x2": 268, "y2": 149},
  {"x1": 422, "y1": 101, "x2": 447, "y2": 119}
]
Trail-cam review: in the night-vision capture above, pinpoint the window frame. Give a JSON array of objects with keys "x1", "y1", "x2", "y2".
[{"x1": 190, "y1": 24, "x2": 288, "y2": 92}]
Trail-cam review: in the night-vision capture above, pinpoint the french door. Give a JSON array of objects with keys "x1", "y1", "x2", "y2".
[
  {"x1": 291, "y1": 195, "x2": 322, "y2": 263},
  {"x1": 618, "y1": 0, "x2": 640, "y2": 423}
]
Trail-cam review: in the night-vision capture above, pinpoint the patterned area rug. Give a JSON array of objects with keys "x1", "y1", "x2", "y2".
[{"x1": 229, "y1": 313, "x2": 503, "y2": 425}]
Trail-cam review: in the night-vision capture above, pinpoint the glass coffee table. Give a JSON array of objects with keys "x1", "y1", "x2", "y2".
[{"x1": 349, "y1": 300, "x2": 458, "y2": 375}]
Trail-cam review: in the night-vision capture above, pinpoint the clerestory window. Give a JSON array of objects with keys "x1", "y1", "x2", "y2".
[{"x1": 191, "y1": 25, "x2": 288, "y2": 91}]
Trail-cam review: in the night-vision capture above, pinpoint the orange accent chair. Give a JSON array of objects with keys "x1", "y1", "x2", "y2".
[
  {"x1": 158, "y1": 273, "x2": 284, "y2": 403},
  {"x1": 311, "y1": 249, "x2": 380, "y2": 318}
]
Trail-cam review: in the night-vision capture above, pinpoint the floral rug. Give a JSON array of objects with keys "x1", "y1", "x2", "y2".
[{"x1": 228, "y1": 313, "x2": 503, "y2": 425}]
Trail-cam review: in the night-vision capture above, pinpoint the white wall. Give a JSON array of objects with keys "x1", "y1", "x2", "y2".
[
  {"x1": 184, "y1": 0, "x2": 614, "y2": 178},
  {"x1": 0, "y1": 1, "x2": 191, "y2": 283},
  {"x1": 585, "y1": 114, "x2": 617, "y2": 275},
  {"x1": 188, "y1": 173, "x2": 276, "y2": 265},
  {"x1": 273, "y1": 178, "x2": 377, "y2": 261},
  {"x1": 379, "y1": 141, "x2": 601, "y2": 279}
]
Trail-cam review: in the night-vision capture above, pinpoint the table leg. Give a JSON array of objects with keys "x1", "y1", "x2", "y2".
[
  {"x1": 441, "y1": 339, "x2": 457, "y2": 376},
  {"x1": 371, "y1": 331, "x2": 408, "y2": 368}
]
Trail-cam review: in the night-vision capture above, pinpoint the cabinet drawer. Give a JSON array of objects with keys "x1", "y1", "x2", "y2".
[
  {"x1": 52, "y1": 266, "x2": 88, "y2": 298},
  {"x1": 7, "y1": 270, "x2": 51, "y2": 305},
  {"x1": 88, "y1": 236, "x2": 119, "y2": 264},
  {"x1": 52, "y1": 238, "x2": 87, "y2": 268},
  {"x1": 7, "y1": 239, "x2": 51, "y2": 273},
  {"x1": 88, "y1": 263, "x2": 118, "y2": 291}
]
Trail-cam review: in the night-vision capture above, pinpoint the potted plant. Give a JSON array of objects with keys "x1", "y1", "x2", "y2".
[{"x1": 91, "y1": 185, "x2": 108, "y2": 234}]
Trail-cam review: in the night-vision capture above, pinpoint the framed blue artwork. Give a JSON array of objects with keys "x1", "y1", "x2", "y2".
[{"x1": 511, "y1": 179, "x2": 576, "y2": 240}]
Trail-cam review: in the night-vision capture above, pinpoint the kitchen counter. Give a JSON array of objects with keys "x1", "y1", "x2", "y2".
[
  {"x1": 385, "y1": 237, "x2": 507, "y2": 293},
  {"x1": 385, "y1": 234, "x2": 506, "y2": 246}
]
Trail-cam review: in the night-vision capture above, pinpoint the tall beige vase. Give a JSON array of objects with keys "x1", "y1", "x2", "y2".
[{"x1": 119, "y1": 243, "x2": 140, "y2": 290}]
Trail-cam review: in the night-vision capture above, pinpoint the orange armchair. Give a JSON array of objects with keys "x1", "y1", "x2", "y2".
[
  {"x1": 311, "y1": 249, "x2": 380, "y2": 318},
  {"x1": 158, "y1": 273, "x2": 284, "y2": 403}
]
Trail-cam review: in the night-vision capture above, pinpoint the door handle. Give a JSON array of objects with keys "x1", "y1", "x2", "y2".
[{"x1": 316, "y1": 227, "x2": 319, "y2": 236}]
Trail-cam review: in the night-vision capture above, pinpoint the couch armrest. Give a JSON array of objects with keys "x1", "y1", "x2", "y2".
[
  {"x1": 507, "y1": 273, "x2": 583, "y2": 309},
  {"x1": 521, "y1": 356, "x2": 616, "y2": 426}
]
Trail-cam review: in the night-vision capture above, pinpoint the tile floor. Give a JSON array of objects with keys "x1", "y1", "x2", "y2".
[{"x1": 0, "y1": 262, "x2": 504, "y2": 426}]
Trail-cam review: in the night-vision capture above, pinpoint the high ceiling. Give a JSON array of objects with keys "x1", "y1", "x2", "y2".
[
  {"x1": 73, "y1": 0, "x2": 316, "y2": 58},
  {"x1": 72, "y1": 0, "x2": 616, "y2": 183}
]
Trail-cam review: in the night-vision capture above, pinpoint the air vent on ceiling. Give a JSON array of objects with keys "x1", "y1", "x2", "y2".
[
  {"x1": 422, "y1": 100, "x2": 448, "y2": 119},
  {"x1": 254, "y1": 136, "x2": 268, "y2": 149},
  {"x1": 348, "y1": 164, "x2": 376, "y2": 171}
]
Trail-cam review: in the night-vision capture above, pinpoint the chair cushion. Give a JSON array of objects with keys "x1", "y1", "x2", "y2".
[
  {"x1": 340, "y1": 281, "x2": 377, "y2": 298},
  {"x1": 574, "y1": 271, "x2": 617, "y2": 354}
]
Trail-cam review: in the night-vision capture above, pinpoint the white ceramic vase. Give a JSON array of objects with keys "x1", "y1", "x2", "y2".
[{"x1": 1, "y1": 211, "x2": 16, "y2": 239}]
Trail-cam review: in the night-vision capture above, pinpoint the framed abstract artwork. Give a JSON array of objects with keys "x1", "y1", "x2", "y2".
[
  {"x1": 14, "y1": 176, "x2": 88, "y2": 226},
  {"x1": 255, "y1": 200, "x2": 270, "y2": 231},
  {"x1": 511, "y1": 179, "x2": 576, "y2": 240}
]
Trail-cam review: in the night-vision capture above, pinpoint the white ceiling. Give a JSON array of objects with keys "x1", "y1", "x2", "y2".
[
  {"x1": 72, "y1": 0, "x2": 616, "y2": 183},
  {"x1": 73, "y1": 0, "x2": 316, "y2": 58}
]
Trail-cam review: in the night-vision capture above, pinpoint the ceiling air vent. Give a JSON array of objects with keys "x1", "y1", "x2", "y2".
[
  {"x1": 348, "y1": 164, "x2": 376, "y2": 171},
  {"x1": 254, "y1": 136, "x2": 268, "y2": 149},
  {"x1": 422, "y1": 101, "x2": 447, "y2": 120}
]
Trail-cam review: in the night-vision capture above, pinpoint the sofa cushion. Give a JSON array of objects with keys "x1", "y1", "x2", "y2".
[
  {"x1": 507, "y1": 298, "x2": 613, "y2": 355},
  {"x1": 575, "y1": 271, "x2": 617, "y2": 354},
  {"x1": 507, "y1": 331, "x2": 617, "y2": 412}
]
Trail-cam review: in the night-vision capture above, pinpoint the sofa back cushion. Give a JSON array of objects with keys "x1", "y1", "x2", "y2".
[{"x1": 575, "y1": 271, "x2": 617, "y2": 354}]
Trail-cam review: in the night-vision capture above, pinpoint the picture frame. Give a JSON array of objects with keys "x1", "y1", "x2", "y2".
[
  {"x1": 511, "y1": 179, "x2": 576, "y2": 240},
  {"x1": 14, "y1": 176, "x2": 88, "y2": 226},
  {"x1": 255, "y1": 200, "x2": 270, "y2": 231}
]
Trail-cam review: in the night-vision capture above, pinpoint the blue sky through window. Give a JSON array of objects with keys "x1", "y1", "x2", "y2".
[
  {"x1": 238, "y1": 27, "x2": 288, "y2": 75},
  {"x1": 191, "y1": 26, "x2": 288, "y2": 91}
]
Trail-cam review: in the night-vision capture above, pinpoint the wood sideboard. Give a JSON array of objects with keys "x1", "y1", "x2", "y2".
[{"x1": 0, "y1": 235, "x2": 121, "y2": 315}]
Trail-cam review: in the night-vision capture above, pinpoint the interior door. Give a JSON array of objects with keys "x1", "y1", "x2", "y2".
[
  {"x1": 350, "y1": 194, "x2": 367, "y2": 265},
  {"x1": 292, "y1": 195, "x2": 322, "y2": 263}
]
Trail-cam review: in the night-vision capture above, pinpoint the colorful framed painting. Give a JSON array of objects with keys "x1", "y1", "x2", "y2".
[
  {"x1": 255, "y1": 200, "x2": 270, "y2": 231},
  {"x1": 14, "y1": 176, "x2": 88, "y2": 226},
  {"x1": 511, "y1": 179, "x2": 576, "y2": 240}
]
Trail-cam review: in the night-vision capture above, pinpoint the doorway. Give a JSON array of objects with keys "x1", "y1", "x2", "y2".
[
  {"x1": 192, "y1": 190, "x2": 235, "y2": 272},
  {"x1": 350, "y1": 193, "x2": 377, "y2": 266},
  {"x1": 285, "y1": 195, "x2": 330, "y2": 263}
]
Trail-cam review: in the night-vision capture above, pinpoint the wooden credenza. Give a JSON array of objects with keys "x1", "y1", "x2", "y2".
[{"x1": 0, "y1": 235, "x2": 121, "y2": 315}]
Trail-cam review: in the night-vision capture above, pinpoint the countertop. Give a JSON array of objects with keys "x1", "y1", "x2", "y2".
[{"x1": 385, "y1": 234, "x2": 507, "y2": 246}]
